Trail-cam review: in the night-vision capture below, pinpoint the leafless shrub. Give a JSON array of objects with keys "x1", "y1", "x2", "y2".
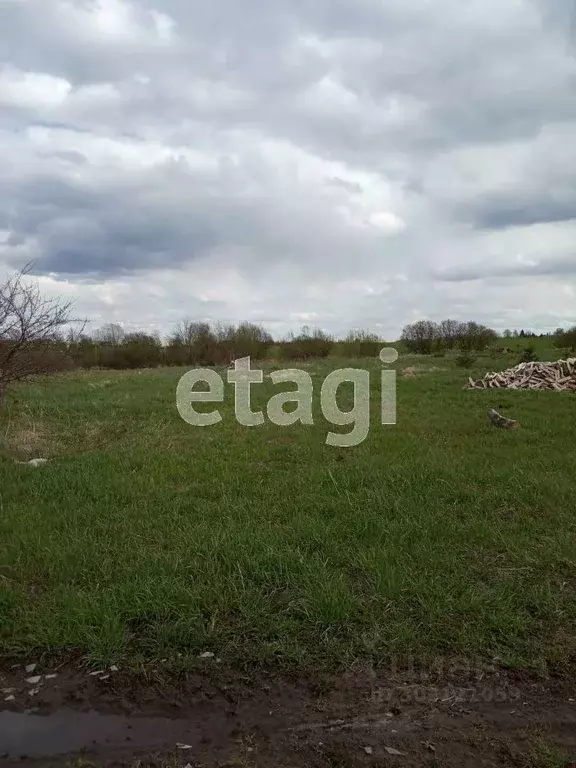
[{"x1": 0, "y1": 264, "x2": 78, "y2": 406}]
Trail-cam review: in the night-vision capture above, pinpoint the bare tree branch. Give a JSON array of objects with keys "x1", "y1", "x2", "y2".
[{"x1": 0, "y1": 264, "x2": 79, "y2": 406}]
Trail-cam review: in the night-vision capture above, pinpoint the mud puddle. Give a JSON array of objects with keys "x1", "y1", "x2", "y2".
[
  {"x1": 1, "y1": 662, "x2": 575, "y2": 766},
  {"x1": 0, "y1": 709, "x2": 224, "y2": 759}
]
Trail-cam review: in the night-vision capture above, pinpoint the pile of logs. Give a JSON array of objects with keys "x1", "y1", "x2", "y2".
[{"x1": 467, "y1": 358, "x2": 576, "y2": 391}]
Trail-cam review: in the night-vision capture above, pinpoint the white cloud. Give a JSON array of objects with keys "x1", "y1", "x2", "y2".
[
  {"x1": 54, "y1": 0, "x2": 176, "y2": 45},
  {"x1": 0, "y1": 66, "x2": 71, "y2": 109}
]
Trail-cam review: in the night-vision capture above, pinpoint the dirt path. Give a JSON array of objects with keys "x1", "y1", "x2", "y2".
[{"x1": 1, "y1": 661, "x2": 575, "y2": 767}]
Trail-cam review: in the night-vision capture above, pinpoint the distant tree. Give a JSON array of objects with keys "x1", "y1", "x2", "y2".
[
  {"x1": 400, "y1": 320, "x2": 439, "y2": 354},
  {"x1": 294, "y1": 327, "x2": 333, "y2": 358},
  {"x1": 121, "y1": 331, "x2": 163, "y2": 368},
  {"x1": 226, "y1": 322, "x2": 273, "y2": 360},
  {"x1": 503, "y1": 329, "x2": 512, "y2": 338},
  {"x1": 340, "y1": 329, "x2": 381, "y2": 358},
  {"x1": 66, "y1": 328, "x2": 98, "y2": 368},
  {"x1": 458, "y1": 321, "x2": 497, "y2": 352},
  {"x1": 0, "y1": 264, "x2": 76, "y2": 406},
  {"x1": 170, "y1": 319, "x2": 210, "y2": 364},
  {"x1": 554, "y1": 325, "x2": 576, "y2": 353},
  {"x1": 439, "y1": 319, "x2": 464, "y2": 350},
  {"x1": 282, "y1": 326, "x2": 334, "y2": 359},
  {"x1": 94, "y1": 323, "x2": 125, "y2": 345}
]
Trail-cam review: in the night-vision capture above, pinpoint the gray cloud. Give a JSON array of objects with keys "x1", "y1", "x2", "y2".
[
  {"x1": 1, "y1": 0, "x2": 576, "y2": 334},
  {"x1": 464, "y1": 197, "x2": 576, "y2": 229},
  {"x1": 435, "y1": 255, "x2": 576, "y2": 282}
]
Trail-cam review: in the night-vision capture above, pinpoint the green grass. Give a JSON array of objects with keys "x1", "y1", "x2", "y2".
[{"x1": 0, "y1": 351, "x2": 575, "y2": 672}]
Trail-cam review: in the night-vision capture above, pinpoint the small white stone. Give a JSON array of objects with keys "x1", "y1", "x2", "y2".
[
  {"x1": 25, "y1": 676, "x2": 41, "y2": 685},
  {"x1": 45, "y1": 674, "x2": 58, "y2": 680},
  {"x1": 384, "y1": 746, "x2": 405, "y2": 756},
  {"x1": 176, "y1": 743, "x2": 192, "y2": 750},
  {"x1": 89, "y1": 670, "x2": 105, "y2": 676},
  {"x1": 364, "y1": 746, "x2": 373, "y2": 755},
  {"x1": 25, "y1": 663, "x2": 37, "y2": 674},
  {"x1": 110, "y1": 665, "x2": 119, "y2": 672},
  {"x1": 198, "y1": 652, "x2": 215, "y2": 659},
  {"x1": 4, "y1": 695, "x2": 15, "y2": 702}
]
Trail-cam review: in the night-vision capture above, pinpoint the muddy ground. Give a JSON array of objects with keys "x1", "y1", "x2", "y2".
[{"x1": 1, "y1": 659, "x2": 575, "y2": 767}]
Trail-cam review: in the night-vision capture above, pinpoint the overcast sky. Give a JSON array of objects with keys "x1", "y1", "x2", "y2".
[{"x1": 1, "y1": 0, "x2": 575, "y2": 339}]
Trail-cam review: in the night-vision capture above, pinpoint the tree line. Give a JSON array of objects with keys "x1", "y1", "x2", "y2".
[
  {"x1": 400, "y1": 320, "x2": 497, "y2": 354},
  {"x1": 400, "y1": 319, "x2": 576, "y2": 355},
  {"x1": 1, "y1": 265, "x2": 575, "y2": 405},
  {"x1": 64, "y1": 322, "x2": 385, "y2": 369}
]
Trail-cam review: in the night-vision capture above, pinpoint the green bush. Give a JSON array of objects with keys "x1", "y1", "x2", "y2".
[
  {"x1": 455, "y1": 353, "x2": 476, "y2": 368},
  {"x1": 519, "y1": 346, "x2": 539, "y2": 363}
]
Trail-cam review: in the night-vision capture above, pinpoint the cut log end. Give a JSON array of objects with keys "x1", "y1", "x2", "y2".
[{"x1": 488, "y1": 408, "x2": 520, "y2": 429}]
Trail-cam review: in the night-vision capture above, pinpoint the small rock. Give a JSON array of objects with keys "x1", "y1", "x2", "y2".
[
  {"x1": 27, "y1": 459, "x2": 49, "y2": 468},
  {"x1": 99, "y1": 675, "x2": 110, "y2": 681},
  {"x1": 364, "y1": 746, "x2": 373, "y2": 755},
  {"x1": 176, "y1": 743, "x2": 192, "y2": 750},
  {"x1": 385, "y1": 746, "x2": 405, "y2": 756},
  {"x1": 198, "y1": 652, "x2": 215, "y2": 659},
  {"x1": 89, "y1": 670, "x2": 105, "y2": 676},
  {"x1": 4, "y1": 695, "x2": 15, "y2": 702},
  {"x1": 110, "y1": 665, "x2": 119, "y2": 672},
  {"x1": 183, "y1": 764, "x2": 193, "y2": 768},
  {"x1": 29, "y1": 688, "x2": 40, "y2": 696},
  {"x1": 25, "y1": 676, "x2": 41, "y2": 685},
  {"x1": 2, "y1": 688, "x2": 15, "y2": 694},
  {"x1": 25, "y1": 664, "x2": 37, "y2": 674},
  {"x1": 45, "y1": 674, "x2": 58, "y2": 680}
]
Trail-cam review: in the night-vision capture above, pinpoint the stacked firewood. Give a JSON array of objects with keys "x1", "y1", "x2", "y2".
[{"x1": 467, "y1": 358, "x2": 576, "y2": 391}]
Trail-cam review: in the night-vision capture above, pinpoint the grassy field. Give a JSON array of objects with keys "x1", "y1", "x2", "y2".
[{"x1": 1, "y1": 347, "x2": 575, "y2": 673}]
